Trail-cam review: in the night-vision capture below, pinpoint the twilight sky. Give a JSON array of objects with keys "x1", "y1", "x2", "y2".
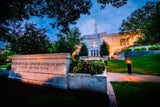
[{"x1": 26, "y1": 0, "x2": 154, "y2": 41}]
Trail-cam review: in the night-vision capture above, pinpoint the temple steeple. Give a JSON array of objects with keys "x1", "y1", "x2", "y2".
[{"x1": 94, "y1": 18, "x2": 98, "y2": 34}]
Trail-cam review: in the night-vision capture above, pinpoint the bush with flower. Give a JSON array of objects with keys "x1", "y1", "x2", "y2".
[{"x1": 70, "y1": 59, "x2": 105, "y2": 75}]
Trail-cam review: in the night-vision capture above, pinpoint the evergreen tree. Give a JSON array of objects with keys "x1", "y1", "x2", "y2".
[
  {"x1": 79, "y1": 43, "x2": 88, "y2": 56},
  {"x1": 100, "y1": 40, "x2": 110, "y2": 56}
]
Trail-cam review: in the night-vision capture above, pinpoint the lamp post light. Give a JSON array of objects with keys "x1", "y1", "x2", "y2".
[
  {"x1": 127, "y1": 60, "x2": 132, "y2": 74},
  {"x1": 104, "y1": 58, "x2": 108, "y2": 66}
]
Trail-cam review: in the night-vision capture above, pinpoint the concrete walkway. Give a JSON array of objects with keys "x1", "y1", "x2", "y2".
[
  {"x1": 106, "y1": 72, "x2": 160, "y2": 107},
  {"x1": 107, "y1": 72, "x2": 160, "y2": 82}
]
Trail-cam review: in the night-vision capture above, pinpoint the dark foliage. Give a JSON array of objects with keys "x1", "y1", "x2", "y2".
[
  {"x1": 0, "y1": 76, "x2": 109, "y2": 107},
  {"x1": 119, "y1": 1, "x2": 160, "y2": 44},
  {"x1": 0, "y1": 0, "x2": 128, "y2": 42},
  {"x1": 54, "y1": 27, "x2": 81, "y2": 54},
  {"x1": 100, "y1": 40, "x2": 110, "y2": 56},
  {"x1": 79, "y1": 43, "x2": 88, "y2": 56},
  {"x1": 8, "y1": 23, "x2": 53, "y2": 54}
]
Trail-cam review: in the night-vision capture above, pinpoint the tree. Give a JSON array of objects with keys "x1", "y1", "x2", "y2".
[
  {"x1": 54, "y1": 27, "x2": 81, "y2": 54},
  {"x1": 79, "y1": 43, "x2": 88, "y2": 56},
  {"x1": 100, "y1": 40, "x2": 110, "y2": 56},
  {"x1": 119, "y1": 1, "x2": 160, "y2": 44},
  {"x1": 0, "y1": 0, "x2": 44, "y2": 41},
  {"x1": 8, "y1": 23, "x2": 53, "y2": 54},
  {"x1": 97, "y1": 0, "x2": 128, "y2": 9},
  {"x1": 1, "y1": 0, "x2": 128, "y2": 42},
  {"x1": 139, "y1": 11, "x2": 160, "y2": 44}
]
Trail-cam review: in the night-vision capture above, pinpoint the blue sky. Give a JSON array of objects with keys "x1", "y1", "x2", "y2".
[{"x1": 26, "y1": 0, "x2": 154, "y2": 41}]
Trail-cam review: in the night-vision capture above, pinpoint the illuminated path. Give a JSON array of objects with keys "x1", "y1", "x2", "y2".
[
  {"x1": 106, "y1": 72, "x2": 160, "y2": 82},
  {"x1": 106, "y1": 72, "x2": 160, "y2": 107}
]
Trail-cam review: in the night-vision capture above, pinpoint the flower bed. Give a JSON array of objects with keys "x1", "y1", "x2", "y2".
[{"x1": 69, "y1": 59, "x2": 105, "y2": 75}]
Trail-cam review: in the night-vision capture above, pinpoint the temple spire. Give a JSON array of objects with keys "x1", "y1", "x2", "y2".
[{"x1": 94, "y1": 18, "x2": 98, "y2": 34}]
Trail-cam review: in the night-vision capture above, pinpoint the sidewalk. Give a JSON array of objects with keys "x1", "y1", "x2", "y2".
[
  {"x1": 107, "y1": 72, "x2": 160, "y2": 82},
  {"x1": 106, "y1": 72, "x2": 160, "y2": 107}
]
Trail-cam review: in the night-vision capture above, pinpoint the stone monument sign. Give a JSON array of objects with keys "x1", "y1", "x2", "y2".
[{"x1": 9, "y1": 53, "x2": 71, "y2": 89}]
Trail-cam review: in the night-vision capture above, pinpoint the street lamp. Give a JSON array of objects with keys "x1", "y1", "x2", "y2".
[
  {"x1": 104, "y1": 58, "x2": 108, "y2": 66},
  {"x1": 126, "y1": 60, "x2": 132, "y2": 74}
]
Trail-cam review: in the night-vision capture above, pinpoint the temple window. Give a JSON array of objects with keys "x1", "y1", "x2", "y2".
[{"x1": 91, "y1": 41, "x2": 98, "y2": 48}]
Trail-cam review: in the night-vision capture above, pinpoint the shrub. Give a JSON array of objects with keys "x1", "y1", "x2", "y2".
[
  {"x1": 70, "y1": 59, "x2": 105, "y2": 75},
  {"x1": 77, "y1": 63, "x2": 83, "y2": 68},
  {"x1": 6, "y1": 64, "x2": 11, "y2": 70},
  {"x1": 72, "y1": 63, "x2": 82, "y2": 73},
  {"x1": 126, "y1": 48, "x2": 132, "y2": 51},
  {"x1": 114, "y1": 51, "x2": 120, "y2": 55},
  {"x1": 133, "y1": 48, "x2": 141, "y2": 51},
  {"x1": 122, "y1": 48, "x2": 132, "y2": 52},
  {"x1": 90, "y1": 62, "x2": 105, "y2": 75},
  {"x1": 140, "y1": 47, "x2": 147, "y2": 50},
  {"x1": 133, "y1": 43, "x2": 139, "y2": 47},
  {"x1": 148, "y1": 45, "x2": 160, "y2": 50},
  {"x1": 74, "y1": 55, "x2": 79, "y2": 59}
]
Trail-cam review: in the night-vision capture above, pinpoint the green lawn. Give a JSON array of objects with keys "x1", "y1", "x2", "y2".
[
  {"x1": 111, "y1": 82, "x2": 160, "y2": 107},
  {"x1": 106, "y1": 53, "x2": 160, "y2": 75}
]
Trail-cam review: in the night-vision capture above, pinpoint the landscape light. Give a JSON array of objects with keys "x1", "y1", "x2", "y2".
[
  {"x1": 127, "y1": 60, "x2": 131, "y2": 64},
  {"x1": 126, "y1": 60, "x2": 132, "y2": 74},
  {"x1": 104, "y1": 58, "x2": 108, "y2": 66}
]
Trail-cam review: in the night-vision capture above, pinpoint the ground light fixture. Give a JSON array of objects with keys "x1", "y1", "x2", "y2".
[
  {"x1": 126, "y1": 60, "x2": 132, "y2": 74},
  {"x1": 104, "y1": 58, "x2": 107, "y2": 66}
]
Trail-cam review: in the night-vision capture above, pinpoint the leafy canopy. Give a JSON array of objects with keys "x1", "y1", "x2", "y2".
[
  {"x1": 8, "y1": 23, "x2": 53, "y2": 54},
  {"x1": 54, "y1": 27, "x2": 81, "y2": 54},
  {"x1": 119, "y1": 1, "x2": 160, "y2": 44},
  {"x1": 0, "y1": 0, "x2": 128, "y2": 42}
]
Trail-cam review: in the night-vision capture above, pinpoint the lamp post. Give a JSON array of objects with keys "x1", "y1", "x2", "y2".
[
  {"x1": 127, "y1": 60, "x2": 132, "y2": 74},
  {"x1": 104, "y1": 58, "x2": 108, "y2": 66}
]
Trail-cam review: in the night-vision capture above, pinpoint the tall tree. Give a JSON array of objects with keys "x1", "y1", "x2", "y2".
[
  {"x1": 54, "y1": 27, "x2": 81, "y2": 54},
  {"x1": 100, "y1": 40, "x2": 110, "y2": 56},
  {"x1": 8, "y1": 23, "x2": 53, "y2": 54},
  {"x1": 119, "y1": 1, "x2": 160, "y2": 44},
  {"x1": 0, "y1": 0, "x2": 44, "y2": 41},
  {"x1": 139, "y1": 11, "x2": 160, "y2": 44},
  {"x1": 79, "y1": 43, "x2": 88, "y2": 56}
]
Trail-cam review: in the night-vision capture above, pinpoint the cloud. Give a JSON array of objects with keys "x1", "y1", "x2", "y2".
[{"x1": 75, "y1": 0, "x2": 141, "y2": 35}]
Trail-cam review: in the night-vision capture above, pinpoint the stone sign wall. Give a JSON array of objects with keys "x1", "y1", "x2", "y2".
[
  {"x1": 9, "y1": 53, "x2": 71, "y2": 89},
  {"x1": 8, "y1": 53, "x2": 107, "y2": 93}
]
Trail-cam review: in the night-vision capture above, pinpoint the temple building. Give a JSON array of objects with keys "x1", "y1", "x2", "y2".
[{"x1": 74, "y1": 19, "x2": 141, "y2": 57}]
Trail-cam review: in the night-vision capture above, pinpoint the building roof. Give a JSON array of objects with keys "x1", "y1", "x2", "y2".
[
  {"x1": 83, "y1": 31, "x2": 136, "y2": 39},
  {"x1": 83, "y1": 32, "x2": 107, "y2": 39}
]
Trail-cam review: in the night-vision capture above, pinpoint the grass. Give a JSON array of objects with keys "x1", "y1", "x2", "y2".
[
  {"x1": 0, "y1": 64, "x2": 10, "y2": 69},
  {"x1": 106, "y1": 53, "x2": 160, "y2": 75},
  {"x1": 0, "y1": 76, "x2": 109, "y2": 107},
  {"x1": 111, "y1": 82, "x2": 160, "y2": 107}
]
